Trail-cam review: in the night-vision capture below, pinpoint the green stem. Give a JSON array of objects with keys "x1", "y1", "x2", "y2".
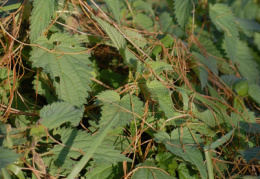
[
  {"x1": 67, "y1": 112, "x2": 120, "y2": 179},
  {"x1": 204, "y1": 149, "x2": 214, "y2": 179}
]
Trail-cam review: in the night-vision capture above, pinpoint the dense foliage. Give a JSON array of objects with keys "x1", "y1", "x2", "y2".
[{"x1": 0, "y1": 0, "x2": 260, "y2": 178}]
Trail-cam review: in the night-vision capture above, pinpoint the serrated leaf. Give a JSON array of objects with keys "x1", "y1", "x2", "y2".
[
  {"x1": 240, "y1": 147, "x2": 260, "y2": 162},
  {"x1": 52, "y1": 127, "x2": 130, "y2": 165},
  {"x1": 209, "y1": 3, "x2": 238, "y2": 61},
  {"x1": 174, "y1": 0, "x2": 193, "y2": 28},
  {"x1": 133, "y1": 0, "x2": 155, "y2": 17},
  {"x1": 134, "y1": 13, "x2": 154, "y2": 31},
  {"x1": 32, "y1": 74, "x2": 57, "y2": 104},
  {"x1": 122, "y1": 29, "x2": 147, "y2": 48},
  {"x1": 68, "y1": 112, "x2": 128, "y2": 178},
  {"x1": 104, "y1": 0, "x2": 121, "y2": 24},
  {"x1": 132, "y1": 159, "x2": 174, "y2": 179},
  {"x1": 164, "y1": 139, "x2": 207, "y2": 179},
  {"x1": 148, "y1": 61, "x2": 173, "y2": 75},
  {"x1": 40, "y1": 102, "x2": 84, "y2": 129},
  {"x1": 193, "y1": 52, "x2": 218, "y2": 75},
  {"x1": 30, "y1": 33, "x2": 93, "y2": 107},
  {"x1": 159, "y1": 12, "x2": 174, "y2": 33},
  {"x1": 94, "y1": 17, "x2": 126, "y2": 51},
  {"x1": 234, "y1": 80, "x2": 248, "y2": 96},
  {"x1": 220, "y1": 75, "x2": 240, "y2": 88},
  {"x1": 193, "y1": 65, "x2": 209, "y2": 89},
  {"x1": 147, "y1": 80, "x2": 175, "y2": 119},
  {"x1": 235, "y1": 41, "x2": 258, "y2": 83},
  {"x1": 178, "y1": 163, "x2": 198, "y2": 179},
  {"x1": 30, "y1": 0, "x2": 56, "y2": 43},
  {"x1": 248, "y1": 84, "x2": 260, "y2": 105},
  {"x1": 85, "y1": 163, "x2": 124, "y2": 179},
  {"x1": 152, "y1": 34, "x2": 175, "y2": 56},
  {"x1": 97, "y1": 91, "x2": 144, "y2": 128},
  {"x1": 254, "y1": 33, "x2": 260, "y2": 51},
  {"x1": 192, "y1": 104, "x2": 223, "y2": 128},
  {"x1": 0, "y1": 147, "x2": 21, "y2": 169}
]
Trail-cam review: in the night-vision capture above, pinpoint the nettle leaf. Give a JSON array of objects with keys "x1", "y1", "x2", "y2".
[
  {"x1": 164, "y1": 133, "x2": 207, "y2": 179},
  {"x1": 155, "y1": 128, "x2": 207, "y2": 179},
  {"x1": 85, "y1": 163, "x2": 124, "y2": 179},
  {"x1": 40, "y1": 102, "x2": 84, "y2": 129},
  {"x1": 104, "y1": 0, "x2": 121, "y2": 24},
  {"x1": 32, "y1": 73, "x2": 57, "y2": 104},
  {"x1": 174, "y1": 0, "x2": 193, "y2": 28},
  {"x1": 94, "y1": 17, "x2": 126, "y2": 51},
  {"x1": 132, "y1": 159, "x2": 174, "y2": 179},
  {"x1": 97, "y1": 90, "x2": 144, "y2": 128},
  {"x1": 147, "y1": 80, "x2": 175, "y2": 119},
  {"x1": 235, "y1": 41, "x2": 259, "y2": 83},
  {"x1": 0, "y1": 147, "x2": 21, "y2": 169},
  {"x1": 248, "y1": 84, "x2": 260, "y2": 106},
  {"x1": 193, "y1": 65, "x2": 209, "y2": 89},
  {"x1": 192, "y1": 104, "x2": 223, "y2": 128},
  {"x1": 209, "y1": 4, "x2": 238, "y2": 61},
  {"x1": 30, "y1": 33, "x2": 93, "y2": 107},
  {"x1": 193, "y1": 52, "x2": 218, "y2": 75},
  {"x1": 133, "y1": 0, "x2": 155, "y2": 17},
  {"x1": 52, "y1": 127, "x2": 130, "y2": 165},
  {"x1": 159, "y1": 12, "x2": 174, "y2": 33},
  {"x1": 240, "y1": 147, "x2": 260, "y2": 162},
  {"x1": 254, "y1": 33, "x2": 260, "y2": 51},
  {"x1": 134, "y1": 13, "x2": 154, "y2": 32},
  {"x1": 122, "y1": 29, "x2": 147, "y2": 48},
  {"x1": 30, "y1": 0, "x2": 56, "y2": 43},
  {"x1": 148, "y1": 61, "x2": 173, "y2": 75}
]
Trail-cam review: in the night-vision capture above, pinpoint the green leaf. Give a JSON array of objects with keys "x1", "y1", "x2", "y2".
[
  {"x1": 0, "y1": 147, "x2": 21, "y2": 169},
  {"x1": 148, "y1": 61, "x2": 173, "y2": 75},
  {"x1": 94, "y1": 17, "x2": 126, "y2": 51},
  {"x1": 134, "y1": 13, "x2": 154, "y2": 31},
  {"x1": 254, "y1": 33, "x2": 260, "y2": 51},
  {"x1": 240, "y1": 147, "x2": 260, "y2": 162},
  {"x1": 85, "y1": 163, "x2": 124, "y2": 179},
  {"x1": 147, "y1": 80, "x2": 175, "y2": 119},
  {"x1": 159, "y1": 12, "x2": 174, "y2": 33},
  {"x1": 7, "y1": 164, "x2": 25, "y2": 179},
  {"x1": 192, "y1": 104, "x2": 221, "y2": 128},
  {"x1": 235, "y1": 41, "x2": 258, "y2": 83},
  {"x1": 67, "y1": 112, "x2": 126, "y2": 179},
  {"x1": 193, "y1": 52, "x2": 218, "y2": 75},
  {"x1": 132, "y1": 159, "x2": 174, "y2": 179},
  {"x1": 32, "y1": 74, "x2": 57, "y2": 104},
  {"x1": 152, "y1": 34, "x2": 175, "y2": 56},
  {"x1": 40, "y1": 102, "x2": 84, "y2": 129},
  {"x1": 104, "y1": 0, "x2": 121, "y2": 24},
  {"x1": 122, "y1": 29, "x2": 147, "y2": 48},
  {"x1": 173, "y1": 0, "x2": 193, "y2": 28},
  {"x1": 133, "y1": 0, "x2": 155, "y2": 17},
  {"x1": 234, "y1": 80, "x2": 248, "y2": 97},
  {"x1": 30, "y1": 0, "x2": 56, "y2": 43},
  {"x1": 155, "y1": 128, "x2": 206, "y2": 178},
  {"x1": 97, "y1": 91, "x2": 144, "y2": 128},
  {"x1": 178, "y1": 163, "x2": 198, "y2": 179},
  {"x1": 193, "y1": 65, "x2": 209, "y2": 89},
  {"x1": 204, "y1": 130, "x2": 233, "y2": 150},
  {"x1": 30, "y1": 33, "x2": 93, "y2": 107},
  {"x1": 248, "y1": 84, "x2": 260, "y2": 105},
  {"x1": 209, "y1": 3, "x2": 238, "y2": 61}
]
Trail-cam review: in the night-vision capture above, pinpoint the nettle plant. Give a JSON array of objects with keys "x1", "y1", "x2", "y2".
[{"x1": 0, "y1": 0, "x2": 260, "y2": 178}]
